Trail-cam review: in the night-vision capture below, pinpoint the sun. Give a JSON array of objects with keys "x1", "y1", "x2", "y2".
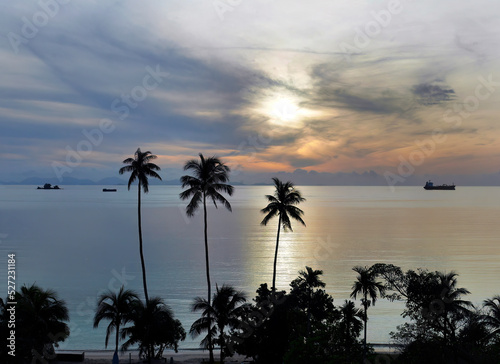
[
  {"x1": 261, "y1": 96, "x2": 302, "y2": 127},
  {"x1": 257, "y1": 93, "x2": 325, "y2": 127},
  {"x1": 272, "y1": 97, "x2": 300, "y2": 122}
]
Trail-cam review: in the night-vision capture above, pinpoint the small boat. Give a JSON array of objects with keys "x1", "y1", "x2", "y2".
[
  {"x1": 102, "y1": 188, "x2": 117, "y2": 192},
  {"x1": 424, "y1": 180, "x2": 455, "y2": 190},
  {"x1": 37, "y1": 183, "x2": 61, "y2": 190}
]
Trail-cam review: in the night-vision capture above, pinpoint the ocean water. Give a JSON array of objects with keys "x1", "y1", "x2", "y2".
[{"x1": 0, "y1": 185, "x2": 499, "y2": 350}]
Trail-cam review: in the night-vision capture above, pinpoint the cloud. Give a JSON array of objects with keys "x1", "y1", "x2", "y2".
[
  {"x1": 1, "y1": 0, "x2": 500, "y2": 182},
  {"x1": 411, "y1": 83, "x2": 455, "y2": 106}
]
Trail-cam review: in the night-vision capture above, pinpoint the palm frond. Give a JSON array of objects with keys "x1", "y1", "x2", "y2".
[
  {"x1": 208, "y1": 190, "x2": 232, "y2": 212},
  {"x1": 260, "y1": 208, "x2": 278, "y2": 226},
  {"x1": 185, "y1": 191, "x2": 202, "y2": 217},
  {"x1": 285, "y1": 205, "x2": 306, "y2": 226},
  {"x1": 281, "y1": 212, "x2": 293, "y2": 231}
]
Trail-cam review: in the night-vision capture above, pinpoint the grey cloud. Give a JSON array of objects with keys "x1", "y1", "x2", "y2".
[{"x1": 411, "y1": 83, "x2": 455, "y2": 106}]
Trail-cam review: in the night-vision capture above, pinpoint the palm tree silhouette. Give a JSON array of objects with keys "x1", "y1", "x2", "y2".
[
  {"x1": 338, "y1": 300, "x2": 364, "y2": 343},
  {"x1": 190, "y1": 284, "x2": 246, "y2": 364},
  {"x1": 291, "y1": 266, "x2": 325, "y2": 337},
  {"x1": 121, "y1": 297, "x2": 185, "y2": 362},
  {"x1": 435, "y1": 271, "x2": 473, "y2": 343},
  {"x1": 180, "y1": 153, "x2": 233, "y2": 364},
  {"x1": 483, "y1": 295, "x2": 500, "y2": 337},
  {"x1": 93, "y1": 286, "x2": 139, "y2": 362},
  {"x1": 350, "y1": 265, "x2": 386, "y2": 362},
  {"x1": 15, "y1": 284, "x2": 69, "y2": 361},
  {"x1": 261, "y1": 177, "x2": 305, "y2": 293},
  {"x1": 294, "y1": 266, "x2": 325, "y2": 291},
  {"x1": 119, "y1": 148, "x2": 162, "y2": 303}
]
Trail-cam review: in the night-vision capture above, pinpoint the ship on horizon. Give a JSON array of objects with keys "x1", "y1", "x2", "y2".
[{"x1": 424, "y1": 180, "x2": 455, "y2": 190}]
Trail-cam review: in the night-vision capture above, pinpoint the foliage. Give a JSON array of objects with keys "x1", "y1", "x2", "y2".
[
  {"x1": 120, "y1": 297, "x2": 185, "y2": 361},
  {"x1": 119, "y1": 148, "x2": 162, "y2": 194},
  {"x1": 179, "y1": 153, "x2": 234, "y2": 217},
  {"x1": 93, "y1": 286, "x2": 139, "y2": 354},
  {"x1": 0, "y1": 284, "x2": 69, "y2": 363},
  {"x1": 190, "y1": 284, "x2": 247, "y2": 364},
  {"x1": 375, "y1": 263, "x2": 500, "y2": 363},
  {"x1": 232, "y1": 268, "x2": 364, "y2": 364}
]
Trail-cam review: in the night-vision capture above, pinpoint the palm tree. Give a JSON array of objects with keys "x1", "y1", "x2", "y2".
[
  {"x1": 190, "y1": 284, "x2": 247, "y2": 364},
  {"x1": 338, "y1": 300, "x2": 364, "y2": 343},
  {"x1": 435, "y1": 271, "x2": 473, "y2": 343},
  {"x1": 483, "y1": 295, "x2": 500, "y2": 337},
  {"x1": 180, "y1": 153, "x2": 234, "y2": 364},
  {"x1": 93, "y1": 286, "x2": 139, "y2": 361},
  {"x1": 294, "y1": 266, "x2": 326, "y2": 292},
  {"x1": 291, "y1": 266, "x2": 325, "y2": 337},
  {"x1": 15, "y1": 284, "x2": 69, "y2": 361},
  {"x1": 261, "y1": 178, "x2": 305, "y2": 293},
  {"x1": 119, "y1": 148, "x2": 162, "y2": 303},
  {"x1": 121, "y1": 297, "x2": 186, "y2": 362},
  {"x1": 350, "y1": 266, "x2": 386, "y2": 362}
]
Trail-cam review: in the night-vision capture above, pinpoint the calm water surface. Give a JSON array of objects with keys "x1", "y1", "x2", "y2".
[{"x1": 0, "y1": 185, "x2": 499, "y2": 349}]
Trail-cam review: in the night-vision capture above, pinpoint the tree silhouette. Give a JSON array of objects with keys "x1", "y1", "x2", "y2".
[
  {"x1": 434, "y1": 271, "x2": 473, "y2": 343},
  {"x1": 12, "y1": 284, "x2": 69, "y2": 362},
  {"x1": 190, "y1": 284, "x2": 246, "y2": 364},
  {"x1": 261, "y1": 178, "x2": 305, "y2": 292},
  {"x1": 93, "y1": 286, "x2": 139, "y2": 362},
  {"x1": 290, "y1": 266, "x2": 325, "y2": 337},
  {"x1": 350, "y1": 265, "x2": 385, "y2": 362},
  {"x1": 121, "y1": 297, "x2": 185, "y2": 362},
  {"x1": 338, "y1": 300, "x2": 363, "y2": 343},
  {"x1": 483, "y1": 295, "x2": 500, "y2": 337},
  {"x1": 180, "y1": 153, "x2": 233, "y2": 364},
  {"x1": 119, "y1": 148, "x2": 161, "y2": 303}
]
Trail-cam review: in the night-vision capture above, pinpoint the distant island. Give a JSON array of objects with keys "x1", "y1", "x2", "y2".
[{"x1": 37, "y1": 183, "x2": 61, "y2": 190}]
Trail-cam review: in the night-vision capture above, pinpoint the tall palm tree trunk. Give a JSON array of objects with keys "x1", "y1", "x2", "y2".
[
  {"x1": 272, "y1": 215, "x2": 282, "y2": 293},
  {"x1": 307, "y1": 290, "x2": 312, "y2": 338},
  {"x1": 115, "y1": 322, "x2": 120, "y2": 356},
  {"x1": 362, "y1": 294, "x2": 367, "y2": 364},
  {"x1": 219, "y1": 331, "x2": 224, "y2": 364},
  {"x1": 203, "y1": 195, "x2": 214, "y2": 364},
  {"x1": 138, "y1": 183, "x2": 149, "y2": 304}
]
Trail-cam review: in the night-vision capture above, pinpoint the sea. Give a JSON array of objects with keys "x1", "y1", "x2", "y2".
[{"x1": 0, "y1": 184, "x2": 499, "y2": 350}]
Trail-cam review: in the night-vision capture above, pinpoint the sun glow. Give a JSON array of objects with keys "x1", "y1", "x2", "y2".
[
  {"x1": 271, "y1": 97, "x2": 301, "y2": 122},
  {"x1": 258, "y1": 93, "x2": 327, "y2": 128},
  {"x1": 257, "y1": 95, "x2": 303, "y2": 128}
]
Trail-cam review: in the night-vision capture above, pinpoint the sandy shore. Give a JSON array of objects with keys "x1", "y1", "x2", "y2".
[{"x1": 55, "y1": 350, "x2": 250, "y2": 364}]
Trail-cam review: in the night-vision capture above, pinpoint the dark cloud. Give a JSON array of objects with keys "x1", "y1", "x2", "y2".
[
  {"x1": 411, "y1": 83, "x2": 455, "y2": 106},
  {"x1": 307, "y1": 62, "x2": 421, "y2": 118}
]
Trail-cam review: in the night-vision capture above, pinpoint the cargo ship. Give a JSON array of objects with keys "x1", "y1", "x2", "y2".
[{"x1": 424, "y1": 180, "x2": 455, "y2": 190}]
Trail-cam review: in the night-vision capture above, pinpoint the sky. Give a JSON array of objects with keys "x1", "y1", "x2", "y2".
[{"x1": 1, "y1": 0, "x2": 500, "y2": 185}]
